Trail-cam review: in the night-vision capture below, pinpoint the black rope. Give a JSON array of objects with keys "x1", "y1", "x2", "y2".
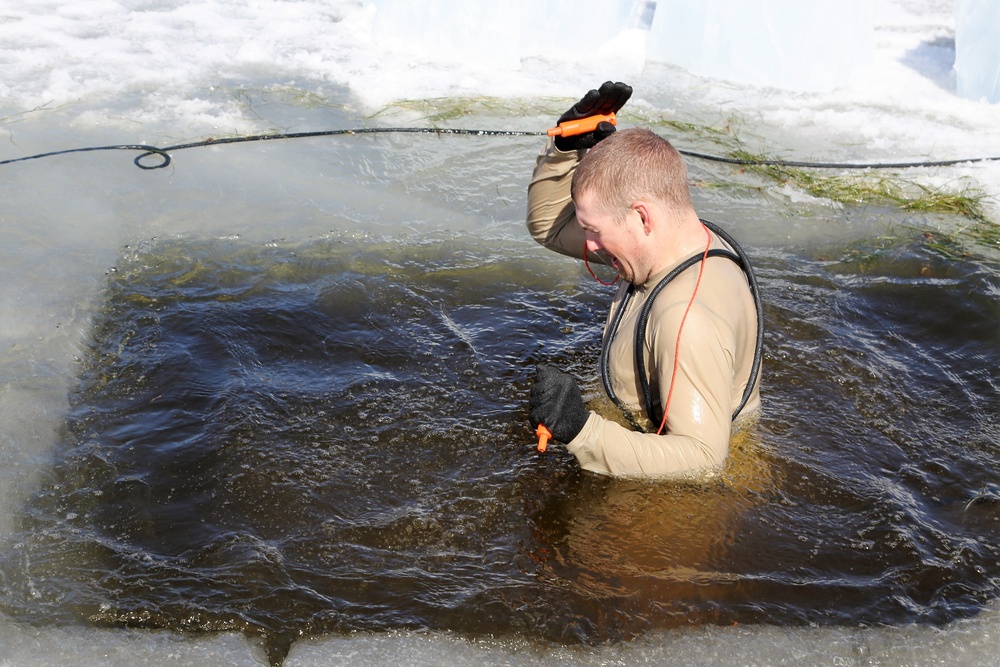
[
  {"x1": 677, "y1": 149, "x2": 1000, "y2": 170},
  {"x1": 633, "y1": 248, "x2": 745, "y2": 428},
  {"x1": 599, "y1": 283, "x2": 645, "y2": 432},
  {"x1": 2, "y1": 126, "x2": 999, "y2": 172},
  {"x1": 0, "y1": 128, "x2": 544, "y2": 170},
  {"x1": 0, "y1": 143, "x2": 172, "y2": 169},
  {"x1": 700, "y1": 218, "x2": 765, "y2": 423}
]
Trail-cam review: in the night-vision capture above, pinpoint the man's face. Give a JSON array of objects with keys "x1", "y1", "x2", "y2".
[{"x1": 574, "y1": 190, "x2": 647, "y2": 285}]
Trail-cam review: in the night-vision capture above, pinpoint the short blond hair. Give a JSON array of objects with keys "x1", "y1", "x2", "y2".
[{"x1": 571, "y1": 127, "x2": 692, "y2": 221}]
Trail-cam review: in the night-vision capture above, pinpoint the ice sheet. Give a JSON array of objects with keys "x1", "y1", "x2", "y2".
[
  {"x1": 955, "y1": 0, "x2": 1000, "y2": 102},
  {"x1": 647, "y1": 0, "x2": 875, "y2": 92}
]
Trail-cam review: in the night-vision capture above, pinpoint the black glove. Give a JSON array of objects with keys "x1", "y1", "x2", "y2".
[
  {"x1": 529, "y1": 364, "x2": 589, "y2": 443},
  {"x1": 553, "y1": 81, "x2": 633, "y2": 151}
]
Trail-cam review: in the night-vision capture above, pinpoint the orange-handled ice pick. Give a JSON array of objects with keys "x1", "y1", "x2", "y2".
[
  {"x1": 536, "y1": 424, "x2": 552, "y2": 453},
  {"x1": 546, "y1": 112, "x2": 617, "y2": 138}
]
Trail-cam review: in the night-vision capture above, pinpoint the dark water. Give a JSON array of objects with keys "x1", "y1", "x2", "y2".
[{"x1": 1, "y1": 229, "x2": 998, "y2": 665}]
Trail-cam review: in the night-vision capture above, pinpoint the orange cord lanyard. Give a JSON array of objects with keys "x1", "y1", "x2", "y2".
[{"x1": 656, "y1": 224, "x2": 712, "y2": 434}]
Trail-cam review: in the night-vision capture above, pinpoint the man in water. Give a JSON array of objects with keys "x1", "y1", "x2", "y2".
[{"x1": 527, "y1": 81, "x2": 761, "y2": 477}]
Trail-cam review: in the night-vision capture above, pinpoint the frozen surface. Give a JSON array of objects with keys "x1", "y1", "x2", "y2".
[
  {"x1": 0, "y1": 614, "x2": 265, "y2": 666},
  {"x1": 2, "y1": 605, "x2": 999, "y2": 667},
  {"x1": 284, "y1": 604, "x2": 1000, "y2": 667}
]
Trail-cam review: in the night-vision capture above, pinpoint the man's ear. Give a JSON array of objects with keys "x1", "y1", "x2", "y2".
[{"x1": 632, "y1": 201, "x2": 654, "y2": 235}]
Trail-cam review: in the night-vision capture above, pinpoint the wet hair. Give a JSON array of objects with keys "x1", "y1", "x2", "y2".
[{"x1": 571, "y1": 127, "x2": 693, "y2": 222}]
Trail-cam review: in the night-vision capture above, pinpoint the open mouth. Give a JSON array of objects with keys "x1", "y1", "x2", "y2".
[
  {"x1": 606, "y1": 253, "x2": 624, "y2": 275},
  {"x1": 594, "y1": 248, "x2": 620, "y2": 271}
]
